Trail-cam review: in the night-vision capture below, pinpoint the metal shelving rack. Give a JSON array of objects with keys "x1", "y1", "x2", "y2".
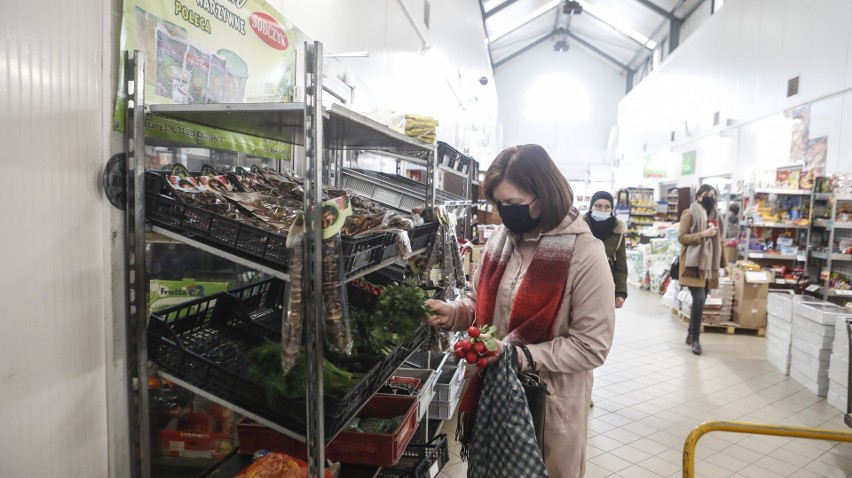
[
  {"x1": 340, "y1": 140, "x2": 476, "y2": 240},
  {"x1": 809, "y1": 193, "x2": 852, "y2": 302},
  {"x1": 739, "y1": 187, "x2": 814, "y2": 287},
  {"x1": 123, "y1": 42, "x2": 442, "y2": 478}
]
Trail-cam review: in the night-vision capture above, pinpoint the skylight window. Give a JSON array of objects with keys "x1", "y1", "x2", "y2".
[
  {"x1": 486, "y1": 0, "x2": 656, "y2": 51},
  {"x1": 578, "y1": 0, "x2": 657, "y2": 49},
  {"x1": 490, "y1": 0, "x2": 559, "y2": 43}
]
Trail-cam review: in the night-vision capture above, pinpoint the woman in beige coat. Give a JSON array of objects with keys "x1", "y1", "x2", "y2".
[
  {"x1": 427, "y1": 144, "x2": 616, "y2": 478},
  {"x1": 678, "y1": 184, "x2": 726, "y2": 355}
]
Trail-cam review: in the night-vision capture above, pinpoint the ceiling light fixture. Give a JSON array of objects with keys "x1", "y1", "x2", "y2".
[{"x1": 563, "y1": 1, "x2": 582, "y2": 15}]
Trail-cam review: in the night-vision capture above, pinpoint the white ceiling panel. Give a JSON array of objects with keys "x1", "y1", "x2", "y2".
[
  {"x1": 583, "y1": 0, "x2": 664, "y2": 38},
  {"x1": 490, "y1": 14, "x2": 556, "y2": 64},
  {"x1": 485, "y1": 0, "x2": 558, "y2": 39},
  {"x1": 482, "y1": 0, "x2": 707, "y2": 72},
  {"x1": 569, "y1": 16, "x2": 643, "y2": 65}
]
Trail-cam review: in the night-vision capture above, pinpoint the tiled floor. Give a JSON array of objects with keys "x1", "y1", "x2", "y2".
[{"x1": 436, "y1": 287, "x2": 852, "y2": 477}]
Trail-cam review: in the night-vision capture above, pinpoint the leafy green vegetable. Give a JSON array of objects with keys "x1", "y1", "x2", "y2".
[
  {"x1": 246, "y1": 341, "x2": 363, "y2": 402},
  {"x1": 362, "y1": 283, "x2": 430, "y2": 355}
]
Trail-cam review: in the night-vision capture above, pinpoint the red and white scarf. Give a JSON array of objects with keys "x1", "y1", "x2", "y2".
[{"x1": 458, "y1": 212, "x2": 577, "y2": 457}]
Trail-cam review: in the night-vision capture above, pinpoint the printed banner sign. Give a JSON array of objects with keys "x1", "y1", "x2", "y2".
[
  {"x1": 145, "y1": 115, "x2": 292, "y2": 160},
  {"x1": 115, "y1": 0, "x2": 297, "y2": 133}
]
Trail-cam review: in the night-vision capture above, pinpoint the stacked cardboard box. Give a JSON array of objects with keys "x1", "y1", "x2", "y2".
[
  {"x1": 730, "y1": 267, "x2": 772, "y2": 328},
  {"x1": 702, "y1": 295, "x2": 722, "y2": 324},
  {"x1": 766, "y1": 292, "x2": 794, "y2": 375},
  {"x1": 716, "y1": 278, "x2": 734, "y2": 322},
  {"x1": 790, "y1": 302, "x2": 848, "y2": 396},
  {"x1": 677, "y1": 280, "x2": 735, "y2": 325},
  {"x1": 766, "y1": 294, "x2": 825, "y2": 375},
  {"x1": 827, "y1": 317, "x2": 851, "y2": 412}
]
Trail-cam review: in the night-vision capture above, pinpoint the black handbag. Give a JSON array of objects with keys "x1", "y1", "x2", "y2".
[
  {"x1": 516, "y1": 344, "x2": 549, "y2": 452},
  {"x1": 670, "y1": 256, "x2": 680, "y2": 281}
]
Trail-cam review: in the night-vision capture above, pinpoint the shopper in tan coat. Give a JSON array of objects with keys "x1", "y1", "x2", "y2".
[
  {"x1": 678, "y1": 184, "x2": 726, "y2": 355},
  {"x1": 427, "y1": 145, "x2": 616, "y2": 478}
]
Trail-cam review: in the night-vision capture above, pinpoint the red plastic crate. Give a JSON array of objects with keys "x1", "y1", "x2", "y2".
[
  {"x1": 237, "y1": 418, "x2": 305, "y2": 457},
  {"x1": 237, "y1": 395, "x2": 418, "y2": 468}
]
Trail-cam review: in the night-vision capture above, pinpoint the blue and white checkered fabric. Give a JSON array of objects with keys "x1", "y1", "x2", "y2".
[{"x1": 468, "y1": 346, "x2": 549, "y2": 477}]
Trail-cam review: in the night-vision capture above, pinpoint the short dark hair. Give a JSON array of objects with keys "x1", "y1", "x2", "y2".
[
  {"x1": 695, "y1": 184, "x2": 717, "y2": 198},
  {"x1": 728, "y1": 203, "x2": 740, "y2": 214},
  {"x1": 483, "y1": 144, "x2": 573, "y2": 232}
]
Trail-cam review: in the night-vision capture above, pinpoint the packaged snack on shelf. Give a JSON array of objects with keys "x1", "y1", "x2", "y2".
[
  {"x1": 404, "y1": 114, "x2": 438, "y2": 144},
  {"x1": 197, "y1": 175, "x2": 237, "y2": 193}
]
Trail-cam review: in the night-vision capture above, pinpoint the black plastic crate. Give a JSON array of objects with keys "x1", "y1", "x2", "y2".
[
  {"x1": 376, "y1": 221, "x2": 439, "y2": 264},
  {"x1": 147, "y1": 292, "x2": 427, "y2": 441},
  {"x1": 346, "y1": 281, "x2": 381, "y2": 313},
  {"x1": 377, "y1": 434, "x2": 449, "y2": 478},
  {"x1": 437, "y1": 141, "x2": 473, "y2": 175},
  {"x1": 437, "y1": 142, "x2": 459, "y2": 169},
  {"x1": 408, "y1": 222, "x2": 439, "y2": 252},
  {"x1": 229, "y1": 279, "x2": 286, "y2": 333},
  {"x1": 146, "y1": 171, "x2": 397, "y2": 277},
  {"x1": 145, "y1": 172, "x2": 290, "y2": 269},
  {"x1": 341, "y1": 233, "x2": 394, "y2": 275}
]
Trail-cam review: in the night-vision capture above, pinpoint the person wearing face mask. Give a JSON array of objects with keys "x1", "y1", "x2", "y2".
[
  {"x1": 677, "y1": 185, "x2": 726, "y2": 355},
  {"x1": 425, "y1": 144, "x2": 615, "y2": 478},
  {"x1": 582, "y1": 191, "x2": 628, "y2": 309}
]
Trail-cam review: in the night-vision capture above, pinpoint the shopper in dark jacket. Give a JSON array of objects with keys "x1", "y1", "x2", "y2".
[
  {"x1": 725, "y1": 203, "x2": 740, "y2": 241},
  {"x1": 583, "y1": 191, "x2": 628, "y2": 308}
]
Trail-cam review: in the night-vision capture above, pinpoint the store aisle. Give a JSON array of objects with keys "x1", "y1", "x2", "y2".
[{"x1": 437, "y1": 287, "x2": 852, "y2": 478}]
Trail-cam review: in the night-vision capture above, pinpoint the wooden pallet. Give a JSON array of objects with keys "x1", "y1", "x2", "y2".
[
  {"x1": 700, "y1": 322, "x2": 765, "y2": 337},
  {"x1": 674, "y1": 309, "x2": 764, "y2": 336}
]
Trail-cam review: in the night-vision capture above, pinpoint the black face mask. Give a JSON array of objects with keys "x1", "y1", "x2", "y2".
[
  {"x1": 497, "y1": 203, "x2": 540, "y2": 234},
  {"x1": 701, "y1": 197, "x2": 716, "y2": 211}
]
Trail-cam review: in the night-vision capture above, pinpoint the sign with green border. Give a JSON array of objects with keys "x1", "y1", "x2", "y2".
[
  {"x1": 643, "y1": 156, "x2": 667, "y2": 178},
  {"x1": 114, "y1": 0, "x2": 297, "y2": 132},
  {"x1": 681, "y1": 150, "x2": 696, "y2": 175},
  {"x1": 144, "y1": 115, "x2": 291, "y2": 160}
]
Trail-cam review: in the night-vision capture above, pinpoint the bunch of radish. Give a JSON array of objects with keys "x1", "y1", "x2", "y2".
[{"x1": 454, "y1": 325, "x2": 498, "y2": 369}]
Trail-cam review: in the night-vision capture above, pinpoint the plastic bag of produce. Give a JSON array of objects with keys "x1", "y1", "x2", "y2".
[{"x1": 234, "y1": 452, "x2": 337, "y2": 478}]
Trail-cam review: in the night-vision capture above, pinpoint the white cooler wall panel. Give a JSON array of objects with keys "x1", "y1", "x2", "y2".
[
  {"x1": 616, "y1": 0, "x2": 852, "y2": 174},
  {"x1": 0, "y1": 0, "x2": 108, "y2": 477},
  {"x1": 495, "y1": 39, "x2": 625, "y2": 177}
]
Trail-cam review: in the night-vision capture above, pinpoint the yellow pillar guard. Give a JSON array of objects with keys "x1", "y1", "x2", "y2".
[{"x1": 683, "y1": 420, "x2": 852, "y2": 477}]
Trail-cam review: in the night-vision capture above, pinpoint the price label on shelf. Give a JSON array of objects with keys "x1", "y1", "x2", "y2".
[
  {"x1": 750, "y1": 253, "x2": 764, "y2": 259},
  {"x1": 835, "y1": 289, "x2": 852, "y2": 296},
  {"x1": 805, "y1": 284, "x2": 821, "y2": 293}
]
